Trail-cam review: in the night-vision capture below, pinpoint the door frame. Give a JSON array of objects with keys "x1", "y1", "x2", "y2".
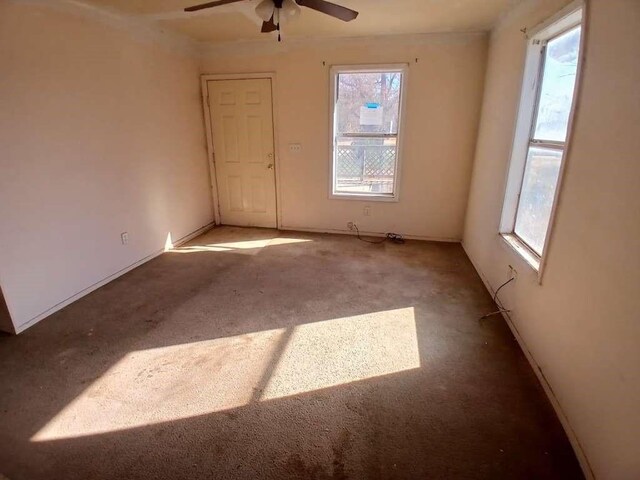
[{"x1": 201, "y1": 73, "x2": 282, "y2": 228}]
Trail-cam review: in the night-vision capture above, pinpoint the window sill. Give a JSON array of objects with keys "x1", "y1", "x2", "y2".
[
  {"x1": 500, "y1": 233, "x2": 541, "y2": 272},
  {"x1": 330, "y1": 192, "x2": 399, "y2": 203}
]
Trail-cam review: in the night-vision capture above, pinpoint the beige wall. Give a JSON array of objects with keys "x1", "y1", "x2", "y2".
[
  {"x1": 0, "y1": 1, "x2": 213, "y2": 332},
  {"x1": 200, "y1": 33, "x2": 487, "y2": 240},
  {"x1": 463, "y1": 0, "x2": 640, "y2": 478}
]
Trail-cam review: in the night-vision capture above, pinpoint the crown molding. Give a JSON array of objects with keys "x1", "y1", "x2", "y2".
[{"x1": 197, "y1": 30, "x2": 488, "y2": 58}]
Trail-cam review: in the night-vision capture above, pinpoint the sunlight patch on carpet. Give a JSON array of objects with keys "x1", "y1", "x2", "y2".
[
  {"x1": 168, "y1": 237, "x2": 312, "y2": 255},
  {"x1": 31, "y1": 307, "x2": 419, "y2": 441},
  {"x1": 261, "y1": 307, "x2": 419, "y2": 400}
]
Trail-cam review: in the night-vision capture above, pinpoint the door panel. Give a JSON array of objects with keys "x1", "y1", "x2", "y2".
[{"x1": 208, "y1": 79, "x2": 277, "y2": 228}]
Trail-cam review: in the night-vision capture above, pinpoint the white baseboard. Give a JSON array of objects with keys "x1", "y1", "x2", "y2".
[
  {"x1": 13, "y1": 222, "x2": 215, "y2": 334},
  {"x1": 461, "y1": 242, "x2": 594, "y2": 480},
  {"x1": 279, "y1": 224, "x2": 461, "y2": 243}
]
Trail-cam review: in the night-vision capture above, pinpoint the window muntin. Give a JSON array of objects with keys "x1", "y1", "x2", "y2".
[
  {"x1": 503, "y1": 12, "x2": 582, "y2": 262},
  {"x1": 331, "y1": 67, "x2": 406, "y2": 199}
]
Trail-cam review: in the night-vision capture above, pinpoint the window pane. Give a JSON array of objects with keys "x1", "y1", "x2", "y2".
[
  {"x1": 336, "y1": 72, "x2": 402, "y2": 135},
  {"x1": 532, "y1": 26, "x2": 581, "y2": 142},
  {"x1": 334, "y1": 70, "x2": 403, "y2": 195},
  {"x1": 335, "y1": 136, "x2": 396, "y2": 194},
  {"x1": 514, "y1": 147, "x2": 563, "y2": 255}
]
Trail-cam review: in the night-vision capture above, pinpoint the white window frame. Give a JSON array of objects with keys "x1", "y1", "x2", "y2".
[
  {"x1": 499, "y1": 2, "x2": 584, "y2": 279},
  {"x1": 329, "y1": 64, "x2": 409, "y2": 202}
]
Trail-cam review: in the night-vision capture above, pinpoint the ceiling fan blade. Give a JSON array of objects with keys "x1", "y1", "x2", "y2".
[
  {"x1": 295, "y1": 0, "x2": 358, "y2": 21},
  {"x1": 184, "y1": 0, "x2": 245, "y2": 12},
  {"x1": 261, "y1": 14, "x2": 278, "y2": 33}
]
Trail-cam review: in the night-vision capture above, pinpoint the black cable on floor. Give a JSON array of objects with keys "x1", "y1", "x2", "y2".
[
  {"x1": 352, "y1": 224, "x2": 405, "y2": 245},
  {"x1": 492, "y1": 276, "x2": 515, "y2": 303},
  {"x1": 479, "y1": 276, "x2": 515, "y2": 320}
]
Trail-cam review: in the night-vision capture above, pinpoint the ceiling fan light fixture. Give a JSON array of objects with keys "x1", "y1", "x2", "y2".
[
  {"x1": 255, "y1": 0, "x2": 275, "y2": 22},
  {"x1": 281, "y1": 0, "x2": 301, "y2": 20},
  {"x1": 184, "y1": 0, "x2": 359, "y2": 40}
]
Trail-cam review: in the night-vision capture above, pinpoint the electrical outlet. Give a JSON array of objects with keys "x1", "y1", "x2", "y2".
[
  {"x1": 363, "y1": 206, "x2": 371, "y2": 217},
  {"x1": 508, "y1": 264, "x2": 518, "y2": 280},
  {"x1": 347, "y1": 222, "x2": 356, "y2": 231},
  {"x1": 289, "y1": 143, "x2": 302, "y2": 153},
  {"x1": 121, "y1": 232, "x2": 129, "y2": 245}
]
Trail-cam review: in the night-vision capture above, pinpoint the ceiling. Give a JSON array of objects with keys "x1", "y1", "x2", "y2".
[{"x1": 78, "y1": 0, "x2": 520, "y2": 44}]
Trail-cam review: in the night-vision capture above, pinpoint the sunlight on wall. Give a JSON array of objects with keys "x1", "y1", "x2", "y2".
[
  {"x1": 164, "y1": 232, "x2": 174, "y2": 251},
  {"x1": 31, "y1": 307, "x2": 419, "y2": 441},
  {"x1": 168, "y1": 237, "x2": 312, "y2": 255}
]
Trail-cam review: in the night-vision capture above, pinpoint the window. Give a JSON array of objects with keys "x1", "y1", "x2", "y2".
[
  {"x1": 330, "y1": 65, "x2": 408, "y2": 200},
  {"x1": 500, "y1": 4, "x2": 583, "y2": 270}
]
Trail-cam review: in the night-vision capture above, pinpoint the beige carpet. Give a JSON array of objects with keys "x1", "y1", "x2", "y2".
[{"x1": 0, "y1": 226, "x2": 582, "y2": 479}]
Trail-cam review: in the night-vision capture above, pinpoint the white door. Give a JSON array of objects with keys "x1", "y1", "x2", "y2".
[{"x1": 207, "y1": 78, "x2": 277, "y2": 228}]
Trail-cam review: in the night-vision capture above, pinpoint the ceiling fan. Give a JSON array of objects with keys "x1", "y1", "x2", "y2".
[{"x1": 184, "y1": 0, "x2": 359, "y2": 41}]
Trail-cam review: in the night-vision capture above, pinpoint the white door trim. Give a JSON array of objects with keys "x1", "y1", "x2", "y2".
[{"x1": 201, "y1": 73, "x2": 282, "y2": 229}]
